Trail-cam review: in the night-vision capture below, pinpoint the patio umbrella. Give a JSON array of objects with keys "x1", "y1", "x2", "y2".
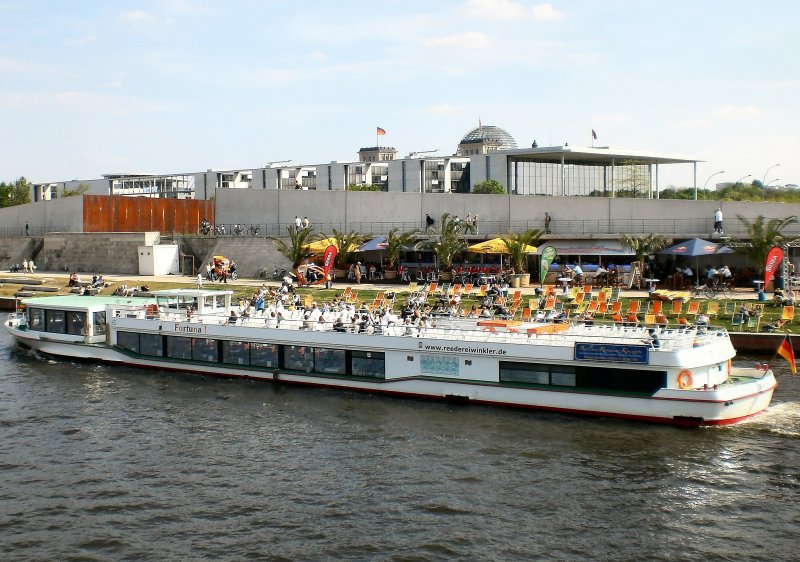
[
  {"x1": 467, "y1": 238, "x2": 538, "y2": 270},
  {"x1": 303, "y1": 237, "x2": 358, "y2": 254},
  {"x1": 356, "y1": 235, "x2": 388, "y2": 252},
  {"x1": 659, "y1": 238, "x2": 734, "y2": 279}
]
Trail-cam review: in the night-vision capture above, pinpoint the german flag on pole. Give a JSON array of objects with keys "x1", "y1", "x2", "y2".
[
  {"x1": 376, "y1": 127, "x2": 386, "y2": 136},
  {"x1": 777, "y1": 335, "x2": 797, "y2": 375}
]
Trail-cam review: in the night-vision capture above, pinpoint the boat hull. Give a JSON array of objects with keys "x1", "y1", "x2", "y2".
[{"x1": 7, "y1": 325, "x2": 776, "y2": 427}]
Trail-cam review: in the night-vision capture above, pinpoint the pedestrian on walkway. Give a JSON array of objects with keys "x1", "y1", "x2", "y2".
[{"x1": 713, "y1": 208, "x2": 723, "y2": 234}]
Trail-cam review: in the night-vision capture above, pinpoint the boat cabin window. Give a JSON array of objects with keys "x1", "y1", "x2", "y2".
[
  {"x1": 114, "y1": 334, "x2": 385, "y2": 379},
  {"x1": 94, "y1": 312, "x2": 107, "y2": 336},
  {"x1": 139, "y1": 333, "x2": 163, "y2": 356},
  {"x1": 66, "y1": 311, "x2": 87, "y2": 336},
  {"x1": 250, "y1": 343, "x2": 279, "y2": 368},
  {"x1": 45, "y1": 310, "x2": 66, "y2": 334},
  {"x1": 27, "y1": 307, "x2": 45, "y2": 331},
  {"x1": 500, "y1": 361, "x2": 666, "y2": 393},
  {"x1": 351, "y1": 351, "x2": 385, "y2": 378},
  {"x1": 284, "y1": 345, "x2": 314, "y2": 373}
]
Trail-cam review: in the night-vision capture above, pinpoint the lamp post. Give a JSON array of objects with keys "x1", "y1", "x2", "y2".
[
  {"x1": 762, "y1": 163, "x2": 780, "y2": 185},
  {"x1": 766, "y1": 178, "x2": 780, "y2": 187},
  {"x1": 735, "y1": 174, "x2": 751, "y2": 185},
  {"x1": 703, "y1": 170, "x2": 725, "y2": 193}
]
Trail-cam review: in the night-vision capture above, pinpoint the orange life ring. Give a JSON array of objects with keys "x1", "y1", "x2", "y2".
[{"x1": 677, "y1": 370, "x2": 693, "y2": 390}]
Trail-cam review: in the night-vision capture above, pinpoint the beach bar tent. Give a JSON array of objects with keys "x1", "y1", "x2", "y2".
[{"x1": 658, "y1": 237, "x2": 734, "y2": 277}]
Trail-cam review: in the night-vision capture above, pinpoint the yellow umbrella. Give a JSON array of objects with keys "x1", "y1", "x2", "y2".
[
  {"x1": 467, "y1": 238, "x2": 537, "y2": 254},
  {"x1": 303, "y1": 237, "x2": 358, "y2": 254}
]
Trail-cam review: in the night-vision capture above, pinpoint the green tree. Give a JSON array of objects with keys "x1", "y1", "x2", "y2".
[
  {"x1": 0, "y1": 177, "x2": 32, "y2": 207},
  {"x1": 734, "y1": 215, "x2": 798, "y2": 271},
  {"x1": 269, "y1": 225, "x2": 315, "y2": 267},
  {"x1": 62, "y1": 183, "x2": 90, "y2": 197},
  {"x1": 319, "y1": 228, "x2": 368, "y2": 269},
  {"x1": 385, "y1": 227, "x2": 420, "y2": 270},
  {"x1": 613, "y1": 160, "x2": 650, "y2": 198},
  {"x1": 429, "y1": 213, "x2": 467, "y2": 270},
  {"x1": 619, "y1": 233, "x2": 673, "y2": 262},
  {"x1": 500, "y1": 229, "x2": 542, "y2": 272},
  {"x1": 472, "y1": 179, "x2": 507, "y2": 194}
]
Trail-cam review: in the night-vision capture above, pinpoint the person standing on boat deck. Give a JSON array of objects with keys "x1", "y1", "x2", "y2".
[{"x1": 713, "y1": 208, "x2": 723, "y2": 233}]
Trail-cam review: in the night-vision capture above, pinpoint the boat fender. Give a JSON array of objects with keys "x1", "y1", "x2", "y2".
[{"x1": 677, "y1": 370, "x2": 693, "y2": 390}]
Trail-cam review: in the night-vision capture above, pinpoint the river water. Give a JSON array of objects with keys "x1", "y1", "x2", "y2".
[{"x1": 1, "y1": 328, "x2": 799, "y2": 561}]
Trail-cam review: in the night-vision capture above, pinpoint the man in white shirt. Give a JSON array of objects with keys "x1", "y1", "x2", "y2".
[{"x1": 713, "y1": 208, "x2": 723, "y2": 233}]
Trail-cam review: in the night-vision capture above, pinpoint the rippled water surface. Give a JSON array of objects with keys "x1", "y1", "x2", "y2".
[{"x1": 1, "y1": 329, "x2": 799, "y2": 561}]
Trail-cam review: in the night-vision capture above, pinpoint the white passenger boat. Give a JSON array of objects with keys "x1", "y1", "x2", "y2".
[{"x1": 5, "y1": 289, "x2": 777, "y2": 426}]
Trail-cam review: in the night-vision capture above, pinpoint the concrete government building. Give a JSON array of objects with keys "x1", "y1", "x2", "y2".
[{"x1": 30, "y1": 125, "x2": 701, "y2": 202}]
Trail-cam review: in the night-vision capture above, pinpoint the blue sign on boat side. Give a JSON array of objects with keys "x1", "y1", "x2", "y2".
[{"x1": 574, "y1": 342, "x2": 649, "y2": 364}]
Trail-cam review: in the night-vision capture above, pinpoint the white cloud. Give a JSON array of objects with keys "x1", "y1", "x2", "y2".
[
  {"x1": 711, "y1": 105, "x2": 763, "y2": 119},
  {"x1": 532, "y1": 3, "x2": 564, "y2": 21},
  {"x1": 428, "y1": 103, "x2": 458, "y2": 115},
  {"x1": 424, "y1": 32, "x2": 491, "y2": 49},
  {"x1": 309, "y1": 51, "x2": 329, "y2": 61},
  {"x1": 464, "y1": 0, "x2": 527, "y2": 21},
  {"x1": 589, "y1": 113, "x2": 628, "y2": 126},
  {"x1": 120, "y1": 10, "x2": 153, "y2": 23}
]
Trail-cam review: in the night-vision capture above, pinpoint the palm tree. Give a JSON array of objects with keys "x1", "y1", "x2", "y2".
[
  {"x1": 735, "y1": 215, "x2": 798, "y2": 271},
  {"x1": 386, "y1": 227, "x2": 420, "y2": 271},
  {"x1": 430, "y1": 213, "x2": 467, "y2": 271},
  {"x1": 270, "y1": 225, "x2": 315, "y2": 267},
  {"x1": 500, "y1": 229, "x2": 542, "y2": 273},
  {"x1": 619, "y1": 233, "x2": 673, "y2": 262},
  {"x1": 320, "y1": 228, "x2": 368, "y2": 269}
]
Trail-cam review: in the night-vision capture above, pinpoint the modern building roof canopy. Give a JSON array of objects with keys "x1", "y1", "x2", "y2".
[{"x1": 504, "y1": 145, "x2": 702, "y2": 165}]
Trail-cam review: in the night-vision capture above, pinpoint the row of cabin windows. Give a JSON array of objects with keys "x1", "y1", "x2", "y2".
[
  {"x1": 116, "y1": 331, "x2": 385, "y2": 379},
  {"x1": 499, "y1": 362, "x2": 666, "y2": 393},
  {"x1": 27, "y1": 308, "x2": 107, "y2": 336}
]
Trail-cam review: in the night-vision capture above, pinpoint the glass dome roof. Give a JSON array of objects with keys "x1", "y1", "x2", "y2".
[{"x1": 458, "y1": 125, "x2": 517, "y2": 148}]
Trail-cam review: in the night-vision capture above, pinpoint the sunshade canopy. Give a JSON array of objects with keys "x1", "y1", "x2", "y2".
[
  {"x1": 303, "y1": 237, "x2": 357, "y2": 254},
  {"x1": 536, "y1": 240, "x2": 634, "y2": 256},
  {"x1": 467, "y1": 238, "x2": 537, "y2": 254},
  {"x1": 659, "y1": 238, "x2": 734, "y2": 256},
  {"x1": 357, "y1": 235, "x2": 389, "y2": 252}
]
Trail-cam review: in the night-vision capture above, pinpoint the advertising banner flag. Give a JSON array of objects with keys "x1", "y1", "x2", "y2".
[
  {"x1": 540, "y1": 245, "x2": 557, "y2": 284},
  {"x1": 764, "y1": 246, "x2": 784, "y2": 289},
  {"x1": 322, "y1": 245, "x2": 338, "y2": 278}
]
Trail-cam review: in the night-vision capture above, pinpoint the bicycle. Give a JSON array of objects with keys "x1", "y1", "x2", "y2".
[{"x1": 702, "y1": 282, "x2": 733, "y2": 299}]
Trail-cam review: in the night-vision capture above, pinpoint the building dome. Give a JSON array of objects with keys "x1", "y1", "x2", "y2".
[{"x1": 458, "y1": 125, "x2": 517, "y2": 149}]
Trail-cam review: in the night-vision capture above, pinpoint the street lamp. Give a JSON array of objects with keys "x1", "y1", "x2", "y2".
[
  {"x1": 703, "y1": 170, "x2": 725, "y2": 192},
  {"x1": 766, "y1": 178, "x2": 780, "y2": 187},
  {"x1": 762, "y1": 163, "x2": 780, "y2": 185},
  {"x1": 735, "y1": 174, "x2": 751, "y2": 185}
]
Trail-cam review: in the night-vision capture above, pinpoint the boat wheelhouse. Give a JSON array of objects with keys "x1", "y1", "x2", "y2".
[{"x1": 5, "y1": 289, "x2": 777, "y2": 426}]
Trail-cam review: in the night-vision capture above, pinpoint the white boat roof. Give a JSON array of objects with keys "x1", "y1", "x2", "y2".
[{"x1": 151, "y1": 289, "x2": 234, "y2": 298}]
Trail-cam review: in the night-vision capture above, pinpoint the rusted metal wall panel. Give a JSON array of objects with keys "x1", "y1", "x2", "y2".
[{"x1": 83, "y1": 196, "x2": 214, "y2": 234}]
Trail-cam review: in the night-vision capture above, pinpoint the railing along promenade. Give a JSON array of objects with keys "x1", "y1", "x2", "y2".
[{"x1": 193, "y1": 217, "x2": 792, "y2": 239}]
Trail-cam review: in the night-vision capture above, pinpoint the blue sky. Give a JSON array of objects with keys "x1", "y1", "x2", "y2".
[{"x1": 1, "y1": 0, "x2": 798, "y2": 188}]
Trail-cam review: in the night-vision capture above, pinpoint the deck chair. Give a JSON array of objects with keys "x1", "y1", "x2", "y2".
[
  {"x1": 686, "y1": 301, "x2": 700, "y2": 317},
  {"x1": 529, "y1": 298, "x2": 541, "y2": 311},
  {"x1": 626, "y1": 313, "x2": 640, "y2": 326},
  {"x1": 706, "y1": 301, "x2": 720, "y2": 318},
  {"x1": 751, "y1": 303, "x2": 765, "y2": 317},
  {"x1": 627, "y1": 300, "x2": 640, "y2": 315},
  {"x1": 655, "y1": 314, "x2": 669, "y2": 328},
  {"x1": 512, "y1": 290, "x2": 522, "y2": 303},
  {"x1": 723, "y1": 301, "x2": 736, "y2": 317},
  {"x1": 597, "y1": 301, "x2": 608, "y2": 316},
  {"x1": 304, "y1": 295, "x2": 314, "y2": 308},
  {"x1": 522, "y1": 307, "x2": 532, "y2": 321},
  {"x1": 746, "y1": 315, "x2": 761, "y2": 332},
  {"x1": 543, "y1": 295, "x2": 556, "y2": 311},
  {"x1": 644, "y1": 314, "x2": 656, "y2": 326},
  {"x1": 671, "y1": 300, "x2": 683, "y2": 316},
  {"x1": 731, "y1": 312, "x2": 745, "y2": 328},
  {"x1": 677, "y1": 316, "x2": 689, "y2": 326},
  {"x1": 611, "y1": 313, "x2": 623, "y2": 323},
  {"x1": 427, "y1": 282, "x2": 438, "y2": 294},
  {"x1": 598, "y1": 289, "x2": 608, "y2": 302},
  {"x1": 479, "y1": 285, "x2": 488, "y2": 296},
  {"x1": 462, "y1": 283, "x2": 474, "y2": 296},
  {"x1": 341, "y1": 287, "x2": 352, "y2": 299},
  {"x1": 781, "y1": 305, "x2": 795, "y2": 323},
  {"x1": 574, "y1": 291, "x2": 585, "y2": 305},
  {"x1": 583, "y1": 284, "x2": 592, "y2": 295},
  {"x1": 609, "y1": 301, "x2": 622, "y2": 316},
  {"x1": 439, "y1": 282, "x2": 451, "y2": 297},
  {"x1": 610, "y1": 287, "x2": 621, "y2": 301},
  {"x1": 586, "y1": 300, "x2": 599, "y2": 315},
  {"x1": 650, "y1": 300, "x2": 663, "y2": 315}
]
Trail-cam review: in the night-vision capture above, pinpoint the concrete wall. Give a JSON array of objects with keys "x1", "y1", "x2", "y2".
[
  {"x1": 38, "y1": 232, "x2": 159, "y2": 274},
  {"x1": 216, "y1": 189, "x2": 800, "y2": 238},
  {"x1": 0, "y1": 237, "x2": 40, "y2": 267},
  {"x1": 0, "y1": 197, "x2": 84, "y2": 235}
]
